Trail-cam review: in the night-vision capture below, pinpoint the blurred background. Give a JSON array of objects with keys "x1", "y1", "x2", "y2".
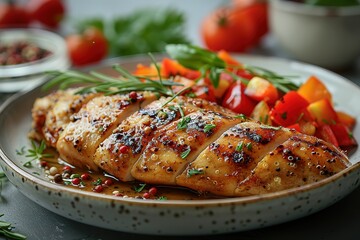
[{"x1": 1, "y1": 0, "x2": 360, "y2": 69}]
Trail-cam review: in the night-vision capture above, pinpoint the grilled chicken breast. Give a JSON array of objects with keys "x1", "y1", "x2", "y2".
[
  {"x1": 56, "y1": 92, "x2": 156, "y2": 170},
  {"x1": 29, "y1": 89, "x2": 99, "y2": 147},
  {"x1": 176, "y1": 123, "x2": 294, "y2": 196},
  {"x1": 234, "y1": 133, "x2": 351, "y2": 196},
  {"x1": 30, "y1": 90, "x2": 351, "y2": 197},
  {"x1": 94, "y1": 96, "x2": 236, "y2": 181},
  {"x1": 132, "y1": 110, "x2": 243, "y2": 185}
]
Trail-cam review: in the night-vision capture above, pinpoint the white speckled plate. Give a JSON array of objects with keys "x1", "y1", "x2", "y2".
[{"x1": 1, "y1": 55, "x2": 360, "y2": 235}]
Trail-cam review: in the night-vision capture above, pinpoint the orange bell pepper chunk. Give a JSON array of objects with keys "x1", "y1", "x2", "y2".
[
  {"x1": 297, "y1": 76, "x2": 332, "y2": 103},
  {"x1": 337, "y1": 111, "x2": 356, "y2": 130},
  {"x1": 217, "y1": 50, "x2": 241, "y2": 66},
  {"x1": 161, "y1": 58, "x2": 200, "y2": 80},
  {"x1": 307, "y1": 98, "x2": 338, "y2": 126},
  {"x1": 133, "y1": 63, "x2": 159, "y2": 78},
  {"x1": 245, "y1": 77, "x2": 278, "y2": 104}
]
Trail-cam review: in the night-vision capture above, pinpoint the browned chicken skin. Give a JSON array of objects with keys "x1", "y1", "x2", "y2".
[
  {"x1": 56, "y1": 92, "x2": 156, "y2": 170},
  {"x1": 94, "y1": 96, "x2": 235, "y2": 181},
  {"x1": 30, "y1": 89, "x2": 351, "y2": 197},
  {"x1": 132, "y1": 110, "x2": 242, "y2": 185}
]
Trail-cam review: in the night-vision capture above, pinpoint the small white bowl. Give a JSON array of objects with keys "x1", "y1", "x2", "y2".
[
  {"x1": 0, "y1": 29, "x2": 70, "y2": 92},
  {"x1": 269, "y1": 0, "x2": 360, "y2": 70}
]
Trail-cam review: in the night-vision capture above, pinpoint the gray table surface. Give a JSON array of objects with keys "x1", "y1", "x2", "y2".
[{"x1": 1, "y1": 1, "x2": 360, "y2": 239}]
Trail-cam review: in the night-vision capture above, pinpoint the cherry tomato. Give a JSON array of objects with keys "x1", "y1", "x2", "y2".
[
  {"x1": 221, "y1": 81, "x2": 257, "y2": 116},
  {"x1": 27, "y1": 0, "x2": 65, "y2": 29},
  {"x1": 0, "y1": 4, "x2": 30, "y2": 28},
  {"x1": 201, "y1": 7, "x2": 257, "y2": 52},
  {"x1": 66, "y1": 27, "x2": 108, "y2": 66}
]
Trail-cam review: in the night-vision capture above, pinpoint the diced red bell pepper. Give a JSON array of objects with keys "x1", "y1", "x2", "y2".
[
  {"x1": 297, "y1": 75, "x2": 332, "y2": 103},
  {"x1": 236, "y1": 69, "x2": 254, "y2": 80},
  {"x1": 190, "y1": 79, "x2": 217, "y2": 102},
  {"x1": 307, "y1": 98, "x2": 338, "y2": 126},
  {"x1": 329, "y1": 123, "x2": 358, "y2": 149},
  {"x1": 337, "y1": 111, "x2": 356, "y2": 130},
  {"x1": 315, "y1": 124, "x2": 339, "y2": 147},
  {"x1": 244, "y1": 77, "x2": 278, "y2": 104},
  {"x1": 222, "y1": 81, "x2": 257, "y2": 116},
  {"x1": 269, "y1": 91, "x2": 310, "y2": 127}
]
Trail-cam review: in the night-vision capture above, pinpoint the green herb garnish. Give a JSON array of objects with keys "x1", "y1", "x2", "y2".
[
  {"x1": 236, "y1": 142, "x2": 244, "y2": 152},
  {"x1": 204, "y1": 124, "x2": 216, "y2": 133},
  {"x1": 177, "y1": 116, "x2": 191, "y2": 130},
  {"x1": 134, "y1": 183, "x2": 147, "y2": 193},
  {"x1": 157, "y1": 196, "x2": 168, "y2": 201},
  {"x1": 181, "y1": 148, "x2": 191, "y2": 159},
  {"x1": 235, "y1": 114, "x2": 247, "y2": 120},
  {"x1": 187, "y1": 168, "x2": 204, "y2": 177},
  {"x1": 22, "y1": 140, "x2": 53, "y2": 168},
  {"x1": 92, "y1": 178, "x2": 103, "y2": 186},
  {"x1": 246, "y1": 142, "x2": 253, "y2": 151},
  {"x1": 0, "y1": 214, "x2": 27, "y2": 240},
  {"x1": 166, "y1": 44, "x2": 298, "y2": 93},
  {"x1": 281, "y1": 112, "x2": 288, "y2": 120}
]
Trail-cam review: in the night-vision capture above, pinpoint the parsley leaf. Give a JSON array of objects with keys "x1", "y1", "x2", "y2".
[
  {"x1": 177, "y1": 116, "x2": 191, "y2": 130},
  {"x1": 204, "y1": 124, "x2": 216, "y2": 133},
  {"x1": 134, "y1": 183, "x2": 147, "y2": 193},
  {"x1": 187, "y1": 169, "x2": 204, "y2": 177},
  {"x1": 77, "y1": 9, "x2": 189, "y2": 57},
  {"x1": 181, "y1": 148, "x2": 191, "y2": 159}
]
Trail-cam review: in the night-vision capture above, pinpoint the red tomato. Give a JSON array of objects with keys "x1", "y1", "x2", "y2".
[
  {"x1": 201, "y1": 7, "x2": 257, "y2": 52},
  {"x1": 0, "y1": 4, "x2": 30, "y2": 28},
  {"x1": 66, "y1": 27, "x2": 108, "y2": 66},
  {"x1": 27, "y1": 0, "x2": 65, "y2": 29},
  {"x1": 222, "y1": 81, "x2": 257, "y2": 116},
  {"x1": 241, "y1": 2, "x2": 269, "y2": 43}
]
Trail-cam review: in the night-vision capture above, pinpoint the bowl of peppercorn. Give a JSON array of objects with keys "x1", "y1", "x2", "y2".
[
  {"x1": 0, "y1": 28, "x2": 70, "y2": 92},
  {"x1": 269, "y1": 0, "x2": 360, "y2": 70}
]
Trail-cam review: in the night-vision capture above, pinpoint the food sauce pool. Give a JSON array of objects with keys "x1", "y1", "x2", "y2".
[{"x1": 41, "y1": 149, "x2": 221, "y2": 201}]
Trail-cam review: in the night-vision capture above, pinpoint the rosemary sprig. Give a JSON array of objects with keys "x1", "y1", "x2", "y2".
[
  {"x1": 17, "y1": 140, "x2": 53, "y2": 168},
  {"x1": 43, "y1": 65, "x2": 182, "y2": 97},
  {"x1": 0, "y1": 214, "x2": 27, "y2": 240},
  {"x1": 166, "y1": 44, "x2": 299, "y2": 93}
]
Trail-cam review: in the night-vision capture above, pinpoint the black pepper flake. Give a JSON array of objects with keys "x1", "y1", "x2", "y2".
[{"x1": 232, "y1": 151, "x2": 252, "y2": 165}]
